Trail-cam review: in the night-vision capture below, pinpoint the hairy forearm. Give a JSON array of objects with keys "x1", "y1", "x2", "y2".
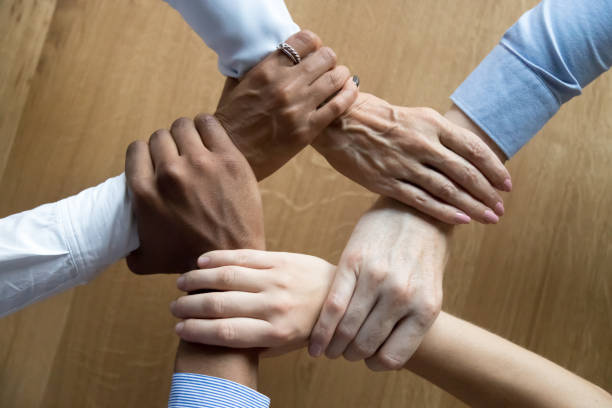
[{"x1": 405, "y1": 312, "x2": 612, "y2": 407}]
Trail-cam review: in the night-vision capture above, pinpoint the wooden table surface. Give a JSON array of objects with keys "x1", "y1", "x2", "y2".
[{"x1": 1, "y1": 0, "x2": 610, "y2": 406}]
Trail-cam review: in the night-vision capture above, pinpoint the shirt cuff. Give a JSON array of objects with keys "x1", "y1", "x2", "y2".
[
  {"x1": 450, "y1": 43, "x2": 561, "y2": 158},
  {"x1": 169, "y1": 373, "x2": 270, "y2": 408},
  {"x1": 59, "y1": 173, "x2": 139, "y2": 283}
]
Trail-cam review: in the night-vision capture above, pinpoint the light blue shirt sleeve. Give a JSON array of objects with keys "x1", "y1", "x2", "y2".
[
  {"x1": 169, "y1": 373, "x2": 270, "y2": 408},
  {"x1": 451, "y1": 0, "x2": 612, "y2": 158},
  {"x1": 163, "y1": 0, "x2": 300, "y2": 78}
]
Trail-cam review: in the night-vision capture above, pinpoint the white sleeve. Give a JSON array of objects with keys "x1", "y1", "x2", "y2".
[
  {"x1": 163, "y1": 0, "x2": 300, "y2": 78},
  {"x1": 0, "y1": 174, "x2": 139, "y2": 317}
]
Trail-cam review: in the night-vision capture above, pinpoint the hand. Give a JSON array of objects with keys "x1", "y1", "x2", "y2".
[
  {"x1": 171, "y1": 250, "x2": 335, "y2": 356},
  {"x1": 312, "y1": 93, "x2": 512, "y2": 224},
  {"x1": 308, "y1": 197, "x2": 450, "y2": 370},
  {"x1": 215, "y1": 30, "x2": 359, "y2": 180},
  {"x1": 125, "y1": 115, "x2": 264, "y2": 274}
]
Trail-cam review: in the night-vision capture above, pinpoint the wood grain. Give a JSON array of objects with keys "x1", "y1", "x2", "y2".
[{"x1": 0, "y1": 0, "x2": 610, "y2": 407}]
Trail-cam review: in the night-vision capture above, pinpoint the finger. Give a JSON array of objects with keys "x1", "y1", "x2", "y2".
[
  {"x1": 410, "y1": 166, "x2": 498, "y2": 224},
  {"x1": 424, "y1": 150, "x2": 504, "y2": 219},
  {"x1": 325, "y1": 272, "x2": 381, "y2": 358},
  {"x1": 389, "y1": 179, "x2": 474, "y2": 225},
  {"x1": 197, "y1": 249, "x2": 276, "y2": 270},
  {"x1": 309, "y1": 65, "x2": 351, "y2": 108},
  {"x1": 148, "y1": 128, "x2": 178, "y2": 168},
  {"x1": 193, "y1": 113, "x2": 238, "y2": 153},
  {"x1": 276, "y1": 30, "x2": 322, "y2": 67},
  {"x1": 176, "y1": 318, "x2": 276, "y2": 348},
  {"x1": 125, "y1": 140, "x2": 154, "y2": 184},
  {"x1": 364, "y1": 315, "x2": 429, "y2": 371},
  {"x1": 308, "y1": 268, "x2": 357, "y2": 357},
  {"x1": 296, "y1": 46, "x2": 338, "y2": 84},
  {"x1": 169, "y1": 117, "x2": 205, "y2": 155},
  {"x1": 343, "y1": 297, "x2": 405, "y2": 361},
  {"x1": 177, "y1": 266, "x2": 268, "y2": 293},
  {"x1": 440, "y1": 124, "x2": 512, "y2": 192},
  {"x1": 310, "y1": 77, "x2": 359, "y2": 133},
  {"x1": 171, "y1": 292, "x2": 265, "y2": 319}
]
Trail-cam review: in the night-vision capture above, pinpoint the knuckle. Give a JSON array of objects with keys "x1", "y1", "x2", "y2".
[
  {"x1": 126, "y1": 140, "x2": 144, "y2": 159},
  {"x1": 325, "y1": 294, "x2": 346, "y2": 315},
  {"x1": 218, "y1": 268, "x2": 236, "y2": 287},
  {"x1": 467, "y1": 139, "x2": 488, "y2": 161},
  {"x1": 171, "y1": 116, "x2": 193, "y2": 131},
  {"x1": 253, "y1": 67, "x2": 274, "y2": 85},
  {"x1": 375, "y1": 353, "x2": 405, "y2": 370},
  {"x1": 274, "y1": 87, "x2": 292, "y2": 106},
  {"x1": 319, "y1": 46, "x2": 337, "y2": 66},
  {"x1": 367, "y1": 264, "x2": 388, "y2": 285},
  {"x1": 129, "y1": 177, "x2": 154, "y2": 200},
  {"x1": 296, "y1": 29, "x2": 321, "y2": 50},
  {"x1": 326, "y1": 69, "x2": 345, "y2": 90},
  {"x1": 217, "y1": 321, "x2": 236, "y2": 342},
  {"x1": 417, "y1": 107, "x2": 442, "y2": 124},
  {"x1": 335, "y1": 324, "x2": 357, "y2": 343},
  {"x1": 187, "y1": 154, "x2": 210, "y2": 171},
  {"x1": 343, "y1": 251, "x2": 363, "y2": 271},
  {"x1": 208, "y1": 294, "x2": 225, "y2": 316},
  {"x1": 270, "y1": 327, "x2": 292, "y2": 344},
  {"x1": 194, "y1": 113, "x2": 219, "y2": 131},
  {"x1": 351, "y1": 340, "x2": 375, "y2": 359},
  {"x1": 415, "y1": 297, "x2": 442, "y2": 327},
  {"x1": 282, "y1": 105, "x2": 302, "y2": 126},
  {"x1": 438, "y1": 182, "x2": 457, "y2": 200},
  {"x1": 326, "y1": 99, "x2": 345, "y2": 118},
  {"x1": 270, "y1": 299, "x2": 290, "y2": 315},
  {"x1": 156, "y1": 160, "x2": 184, "y2": 185},
  {"x1": 390, "y1": 284, "x2": 412, "y2": 305},
  {"x1": 149, "y1": 128, "x2": 167, "y2": 142}
]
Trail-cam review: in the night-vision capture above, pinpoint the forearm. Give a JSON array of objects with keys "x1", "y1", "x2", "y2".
[
  {"x1": 452, "y1": 0, "x2": 612, "y2": 158},
  {"x1": 0, "y1": 173, "x2": 138, "y2": 316},
  {"x1": 174, "y1": 341, "x2": 259, "y2": 389},
  {"x1": 405, "y1": 312, "x2": 612, "y2": 407},
  {"x1": 163, "y1": 0, "x2": 299, "y2": 78}
]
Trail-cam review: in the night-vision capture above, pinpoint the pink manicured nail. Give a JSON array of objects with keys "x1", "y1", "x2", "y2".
[
  {"x1": 503, "y1": 178, "x2": 513, "y2": 192},
  {"x1": 484, "y1": 210, "x2": 500, "y2": 224},
  {"x1": 176, "y1": 276, "x2": 186, "y2": 289},
  {"x1": 197, "y1": 256, "x2": 210, "y2": 267},
  {"x1": 494, "y1": 202, "x2": 505, "y2": 216},
  {"x1": 175, "y1": 322, "x2": 184, "y2": 333},
  {"x1": 455, "y1": 212, "x2": 471, "y2": 224}
]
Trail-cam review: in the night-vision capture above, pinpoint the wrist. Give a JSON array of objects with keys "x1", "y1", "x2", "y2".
[
  {"x1": 175, "y1": 340, "x2": 259, "y2": 389},
  {"x1": 444, "y1": 104, "x2": 507, "y2": 162}
]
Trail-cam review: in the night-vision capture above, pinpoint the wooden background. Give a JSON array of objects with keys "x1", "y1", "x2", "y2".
[{"x1": 1, "y1": 0, "x2": 610, "y2": 406}]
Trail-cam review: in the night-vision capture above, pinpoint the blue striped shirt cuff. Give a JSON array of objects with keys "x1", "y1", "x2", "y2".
[{"x1": 168, "y1": 373, "x2": 270, "y2": 408}]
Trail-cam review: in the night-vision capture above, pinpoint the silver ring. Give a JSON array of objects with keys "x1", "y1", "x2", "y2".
[{"x1": 277, "y1": 42, "x2": 301, "y2": 65}]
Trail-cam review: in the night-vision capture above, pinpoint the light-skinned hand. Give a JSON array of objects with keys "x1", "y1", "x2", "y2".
[{"x1": 312, "y1": 93, "x2": 512, "y2": 225}]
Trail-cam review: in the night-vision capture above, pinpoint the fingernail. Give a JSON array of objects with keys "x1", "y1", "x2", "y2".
[
  {"x1": 176, "y1": 276, "x2": 186, "y2": 289},
  {"x1": 484, "y1": 210, "x2": 500, "y2": 224},
  {"x1": 175, "y1": 321, "x2": 184, "y2": 333},
  {"x1": 494, "y1": 202, "x2": 505, "y2": 216},
  {"x1": 455, "y1": 212, "x2": 471, "y2": 224},
  {"x1": 503, "y1": 178, "x2": 513, "y2": 192},
  {"x1": 198, "y1": 256, "x2": 210, "y2": 267},
  {"x1": 309, "y1": 344, "x2": 322, "y2": 357},
  {"x1": 170, "y1": 300, "x2": 177, "y2": 312},
  {"x1": 352, "y1": 75, "x2": 360, "y2": 87}
]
